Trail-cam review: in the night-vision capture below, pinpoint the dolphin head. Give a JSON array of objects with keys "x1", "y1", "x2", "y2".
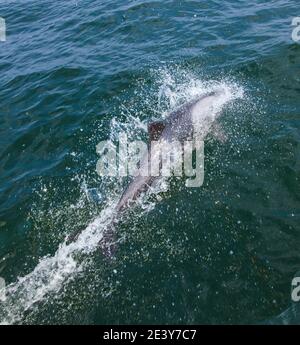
[{"x1": 190, "y1": 88, "x2": 227, "y2": 134}]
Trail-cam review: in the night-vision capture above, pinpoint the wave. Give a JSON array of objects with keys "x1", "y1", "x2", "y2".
[{"x1": 0, "y1": 67, "x2": 244, "y2": 324}]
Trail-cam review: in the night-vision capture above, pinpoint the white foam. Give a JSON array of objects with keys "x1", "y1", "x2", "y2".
[
  {"x1": 0, "y1": 69, "x2": 245, "y2": 324},
  {"x1": 0, "y1": 203, "x2": 115, "y2": 325}
]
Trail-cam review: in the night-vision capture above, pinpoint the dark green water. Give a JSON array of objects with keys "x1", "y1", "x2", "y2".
[{"x1": 0, "y1": 0, "x2": 300, "y2": 324}]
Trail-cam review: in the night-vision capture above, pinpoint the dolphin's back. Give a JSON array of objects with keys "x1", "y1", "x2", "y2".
[
  {"x1": 116, "y1": 175, "x2": 154, "y2": 213},
  {"x1": 115, "y1": 92, "x2": 217, "y2": 213},
  {"x1": 100, "y1": 91, "x2": 222, "y2": 257},
  {"x1": 162, "y1": 91, "x2": 218, "y2": 141}
]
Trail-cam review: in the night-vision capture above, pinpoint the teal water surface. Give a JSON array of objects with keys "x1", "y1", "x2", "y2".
[{"x1": 0, "y1": 0, "x2": 300, "y2": 324}]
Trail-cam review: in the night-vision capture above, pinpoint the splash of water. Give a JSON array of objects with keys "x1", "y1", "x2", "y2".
[
  {"x1": 0, "y1": 201, "x2": 117, "y2": 324},
  {"x1": 0, "y1": 68, "x2": 245, "y2": 324}
]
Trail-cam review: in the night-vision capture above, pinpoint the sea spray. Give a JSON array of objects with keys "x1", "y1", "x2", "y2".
[{"x1": 0, "y1": 68, "x2": 244, "y2": 324}]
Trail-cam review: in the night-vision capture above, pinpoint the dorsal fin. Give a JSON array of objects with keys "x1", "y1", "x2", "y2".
[{"x1": 148, "y1": 121, "x2": 165, "y2": 141}]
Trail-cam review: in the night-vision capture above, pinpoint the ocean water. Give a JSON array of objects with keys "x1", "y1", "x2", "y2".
[{"x1": 0, "y1": 0, "x2": 299, "y2": 324}]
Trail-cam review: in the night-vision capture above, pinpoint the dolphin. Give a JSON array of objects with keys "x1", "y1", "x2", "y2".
[{"x1": 97, "y1": 88, "x2": 228, "y2": 257}]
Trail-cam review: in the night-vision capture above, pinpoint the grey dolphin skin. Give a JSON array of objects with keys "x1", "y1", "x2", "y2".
[{"x1": 98, "y1": 89, "x2": 227, "y2": 258}]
